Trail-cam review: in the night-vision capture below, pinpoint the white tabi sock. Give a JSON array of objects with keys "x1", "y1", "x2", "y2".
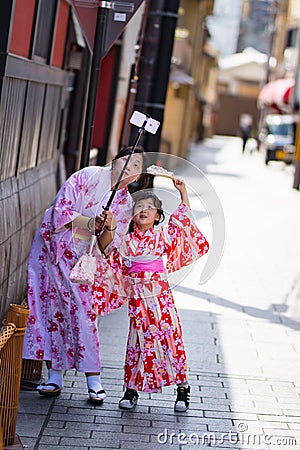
[
  {"x1": 87, "y1": 375, "x2": 106, "y2": 400},
  {"x1": 37, "y1": 368, "x2": 64, "y2": 391}
]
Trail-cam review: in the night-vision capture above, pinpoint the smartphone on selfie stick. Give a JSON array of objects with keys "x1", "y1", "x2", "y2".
[{"x1": 101, "y1": 111, "x2": 160, "y2": 221}]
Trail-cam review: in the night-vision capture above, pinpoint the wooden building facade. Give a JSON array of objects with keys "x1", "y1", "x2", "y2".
[{"x1": 0, "y1": 0, "x2": 90, "y2": 322}]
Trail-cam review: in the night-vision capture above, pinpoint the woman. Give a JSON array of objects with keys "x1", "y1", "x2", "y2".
[{"x1": 22, "y1": 146, "x2": 147, "y2": 404}]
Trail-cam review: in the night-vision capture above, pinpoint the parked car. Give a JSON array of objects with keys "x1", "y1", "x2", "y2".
[{"x1": 259, "y1": 114, "x2": 297, "y2": 165}]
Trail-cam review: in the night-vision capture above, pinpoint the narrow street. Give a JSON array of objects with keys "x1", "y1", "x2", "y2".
[{"x1": 16, "y1": 136, "x2": 300, "y2": 450}]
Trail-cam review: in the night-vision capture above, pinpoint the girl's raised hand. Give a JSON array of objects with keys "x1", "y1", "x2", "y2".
[
  {"x1": 173, "y1": 177, "x2": 186, "y2": 192},
  {"x1": 172, "y1": 178, "x2": 190, "y2": 207}
]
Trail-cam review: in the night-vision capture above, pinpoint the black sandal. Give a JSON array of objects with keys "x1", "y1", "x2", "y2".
[
  {"x1": 37, "y1": 382, "x2": 62, "y2": 397},
  {"x1": 87, "y1": 388, "x2": 106, "y2": 405}
]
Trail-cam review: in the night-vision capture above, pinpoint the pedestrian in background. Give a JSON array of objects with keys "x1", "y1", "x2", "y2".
[
  {"x1": 239, "y1": 113, "x2": 253, "y2": 153},
  {"x1": 22, "y1": 146, "x2": 148, "y2": 404},
  {"x1": 93, "y1": 179, "x2": 209, "y2": 411}
]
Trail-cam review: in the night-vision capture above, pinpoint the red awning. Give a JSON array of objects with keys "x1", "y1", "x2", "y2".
[{"x1": 258, "y1": 78, "x2": 295, "y2": 113}]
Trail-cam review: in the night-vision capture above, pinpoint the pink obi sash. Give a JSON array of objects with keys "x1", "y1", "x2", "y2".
[{"x1": 126, "y1": 258, "x2": 165, "y2": 274}]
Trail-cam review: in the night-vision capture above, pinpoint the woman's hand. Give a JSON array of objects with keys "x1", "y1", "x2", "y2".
[
  {"x1": 94, "y1": 209, "x2": 116, "y2": 233},
  {"x1": 103, "y1": 210, "x2": 116, "y2": 232},
  {"x1": 173, "y1": 178, "x2": 190, "y2": 208},
  {"x1": 96, "y1": 210, "x2": 116, "y2": 255}
]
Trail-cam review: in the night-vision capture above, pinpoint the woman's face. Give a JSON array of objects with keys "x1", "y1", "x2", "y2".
[
  {"x1": 112, "y1": 153, "x2": 144, "y2": 188},
  {"x1": 133, "y1": 197, "x2": 160, "y2": 232}
]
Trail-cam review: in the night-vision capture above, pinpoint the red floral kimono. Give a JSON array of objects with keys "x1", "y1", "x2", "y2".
[{"x1": 93, "y1": 203, "x2": 209, "y2": 392}]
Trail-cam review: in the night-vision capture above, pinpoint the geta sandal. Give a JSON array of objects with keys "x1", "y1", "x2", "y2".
[
  {"x1": 37, "y1": 382, "x2": 62, "y2": 397},
  {"x1": 88, "y1": 388, "x2": 106, "y2": 405}
]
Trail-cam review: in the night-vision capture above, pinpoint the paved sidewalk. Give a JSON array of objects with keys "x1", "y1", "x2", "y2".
[{"x1": 14, "y1": 136, "x2": 300, "y2": 450}]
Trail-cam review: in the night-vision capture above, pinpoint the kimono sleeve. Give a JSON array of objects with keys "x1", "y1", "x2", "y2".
[
  {"x1": 165, "y1": 202, "x2": 209, "y2": 273},
  {"x1": 41, "y1": 168, "x2": 93, "y2": 264},
  {"x1": 92, "y1": 247, "x2": 128, "y2": 316}
]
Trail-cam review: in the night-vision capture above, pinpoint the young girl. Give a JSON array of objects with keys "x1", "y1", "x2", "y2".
[{"x1": 93, "y1": 179, "x2": 209, "y2": 411}]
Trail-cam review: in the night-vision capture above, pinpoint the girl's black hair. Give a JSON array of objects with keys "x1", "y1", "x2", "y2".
[
  {"x1": 128, "y1": 190, "x2": 165, "y2": 233},
  {"x1": 112, "y1": 146, "x2": 150, "y2": 190}
]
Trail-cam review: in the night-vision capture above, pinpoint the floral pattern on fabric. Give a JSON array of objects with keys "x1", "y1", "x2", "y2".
[
  {"x1": 93, "y1": 202, "x2": 209, "y2": 391},
  {"x1": 23, "y1": 166, "x2": 133, "y2": 372}
]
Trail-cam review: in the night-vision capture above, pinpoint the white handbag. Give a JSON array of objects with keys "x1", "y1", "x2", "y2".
[{"x1": 69, "y1": 235, "x2": 97, "y2": 285}]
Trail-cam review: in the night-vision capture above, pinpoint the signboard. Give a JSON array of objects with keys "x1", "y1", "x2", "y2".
[{"x1": 73, "y1": 0, "x2": 144, "y2": 55}]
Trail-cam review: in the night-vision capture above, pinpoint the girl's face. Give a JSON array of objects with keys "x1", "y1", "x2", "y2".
[
  {"x1": 112, "y1": 153, "x2": 143, "y2": 189},
  {"x1": 133, "y1": 198, "x2": 160, "y2": 233}
]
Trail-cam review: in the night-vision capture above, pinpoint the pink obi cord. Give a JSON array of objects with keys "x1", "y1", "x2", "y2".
[{"x1": 127, "y1": 259, "x2": 165, "y2": 274}]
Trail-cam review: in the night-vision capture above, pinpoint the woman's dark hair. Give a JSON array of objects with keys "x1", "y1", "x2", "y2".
[
  {"x1": 112, "y1": 146, "x2": 150, "y2": 190},
  {"x1": 128, "y1": 190, "x2": 165, "y2": 232}
]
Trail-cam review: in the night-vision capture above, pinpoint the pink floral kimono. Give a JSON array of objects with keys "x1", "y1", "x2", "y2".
[
  {"x1": 93, "y1": 203, "x2": 209, "y2": 392},
  {"x1": 22, "y1": 166, "x2": 133, "y2": 372}
]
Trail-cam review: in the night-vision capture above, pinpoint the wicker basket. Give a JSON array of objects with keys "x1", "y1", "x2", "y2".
[
  {"x1": 0, "y1": 304, "x2": 29, "y2": 447},
  {"x1": 21, "y1": 359, "x2": 43, "y2": 382}
]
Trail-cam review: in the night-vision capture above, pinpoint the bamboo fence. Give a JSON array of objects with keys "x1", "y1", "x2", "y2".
[{"x1": 0, "y1": 303, "x2": 29, "y2": 447}]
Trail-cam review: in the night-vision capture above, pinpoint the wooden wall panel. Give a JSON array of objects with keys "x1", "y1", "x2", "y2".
[
  {"x1": 0, "y1": 78, "x2": 27, "y2": 181},
  {"x1": 0, "y1": 161, "x2": 57, "y2": 322},
  {"x1": 17, "y1": 82, "x2": 46, "y2": 174},
  {"x1": 9, "y1": 0, "x2": 36, "y2": 58},
  {"x1": 51, "y1": 0, "x2": 70, "y2": 68},
  {"x1": 37, "y1": 84, "x2": 62, "y2": 164}
]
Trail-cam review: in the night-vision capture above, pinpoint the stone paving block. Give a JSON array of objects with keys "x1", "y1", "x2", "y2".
[
  {"x1": 94, "y1": 416, "x2": 151, "y2": 427},
  {"x1": 262, "y1": 428, "x2": 299, "y2": 438},
  {"x1": 199, "y1": 386, "x2": 228, "y2": 398},
  {"x1": 230, "y1": 404, "x2": 283, "y2": 415},
  {"x1": 120, "y1": 411, "x2": 179, "y2": 423},
  {"x1": 94, "y1": 430, "x2": 150, "y2": 442},
  {"x1": 19, "y1": 437, "x2": 43, "y2": 449},
  {"x1": 43, "y1": 427, "x2": 91, "y2": 438},
  {"x1": 60, "y1": 436, "x2": 120, "y2": 447},
  {"x1": 149, "y1": 420, "x2": 183, "y2": 431},
  {"x1": 205, "y1": 420, "x2": 238, "y2": 433},
  {"x1": 48, "y1": 412, "x2": 95, "y2": 423},
  {"x1": 51, "y1": 405, "x2": 69, "y2": 414},
  {"x1": 15, "y1": 413, "x2": 48, "y2": 437},
  {"x1": 39, "y1": 435, "x2": 60, "y2": 445},
  {"x1": 200, "y1": 396, "x2": 233, "y2": 407},
  {"x1": 121, "y1": 441, "x2": 180, "y2": 450},
  {"x1": 123, "y1": 424, "x2": 160, "y2": 436},
  {"x1": 46, "y1": 419, "x2": 65, "y2": 429},
  {"x1": 211, "y1": 411, "x2": 258, "y2": 422},
  {"x1": 287, "y1": 423, "x2": 300, "y2": 430},
  {"x1": 38, "y1": 446, "x2": 88, "y2": 450},
  {"x1": 281, "y1": 408, "x2": 300, "y2": 416},
  {"x1": 273, "y1": 384, "x2": 300, "y2": 393},
  {"x1": 235, "y1": 419, "x2": 289, "y2": 430},
  {"x1": 257, "y1": 413, "x2": 300, "y2": 423}
]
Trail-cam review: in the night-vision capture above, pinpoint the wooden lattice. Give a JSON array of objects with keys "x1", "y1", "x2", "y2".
[{"x1": 0, "y1": 304, "x2": 29, "y2": 447}]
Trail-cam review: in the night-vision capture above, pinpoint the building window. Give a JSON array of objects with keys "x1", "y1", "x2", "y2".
[{"x1": 32, "y1": 0, "x2": 58, "y2": 63}]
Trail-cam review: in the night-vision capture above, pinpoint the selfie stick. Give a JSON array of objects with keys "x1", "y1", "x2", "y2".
[{"x1": 103, "y1": 112, "x2": 160, "y2": 212}]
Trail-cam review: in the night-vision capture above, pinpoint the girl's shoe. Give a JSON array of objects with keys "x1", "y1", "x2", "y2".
[
  {"x1": 174, "y1": 385, "x2": 190, "y2": 412},
  {"x1": 119, "y1": 388, "x2": 139, "y2": 409}
]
